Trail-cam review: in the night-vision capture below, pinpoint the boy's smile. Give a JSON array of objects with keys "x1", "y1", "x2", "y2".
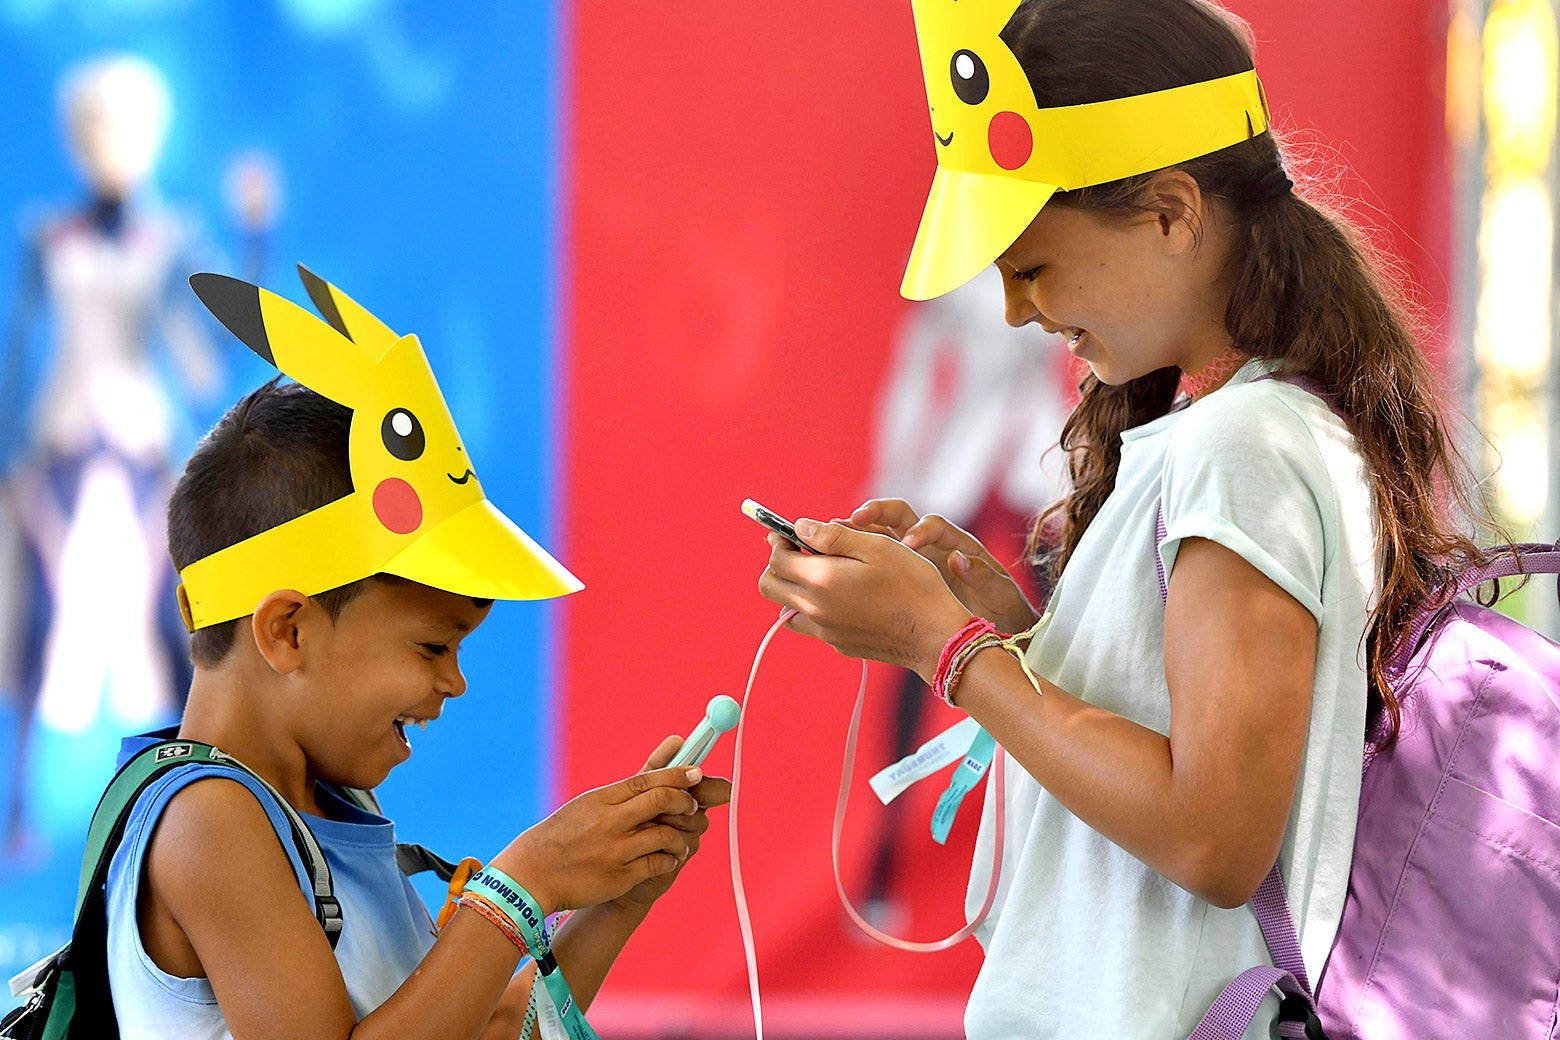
[{"x1": 296, "y1": 578, "x2": 492, "y2": 792}]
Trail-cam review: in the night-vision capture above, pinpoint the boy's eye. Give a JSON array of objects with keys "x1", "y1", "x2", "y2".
[
  {"x1": 950, "y1": 49, "x2": 990, "y2": 106},
  {"x1": 420, "y1": 643, "x2": 450, "y2": 657},
  {"x1": 382, "y1": 408, "x2": 426, "y2": 462}
]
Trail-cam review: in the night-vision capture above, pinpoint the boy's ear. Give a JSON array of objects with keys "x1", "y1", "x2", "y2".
[{"x1": 249, "y1": 590, "x2": 313, "y2": 674}]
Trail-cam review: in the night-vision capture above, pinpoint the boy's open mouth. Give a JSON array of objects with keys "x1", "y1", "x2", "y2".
[{"x1": 394, "y1": 714, "x2": 430, "y2": 748}]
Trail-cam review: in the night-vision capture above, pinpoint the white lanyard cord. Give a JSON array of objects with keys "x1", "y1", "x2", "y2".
[{"x1": 728, "y1": 608, "x2": 1007, "y2": 1040}]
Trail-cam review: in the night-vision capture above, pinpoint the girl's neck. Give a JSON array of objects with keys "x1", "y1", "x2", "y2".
[{"x1": 1178, "y1": 342, "x2": 1246, "y2": 399}]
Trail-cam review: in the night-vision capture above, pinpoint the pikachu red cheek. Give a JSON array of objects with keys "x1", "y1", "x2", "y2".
[
  {"x1": 988, "y1": 111, "x2": 1033, "y2": 170},
  {"x1": 373, "y1": 477, "x2": 423, "y2": 534}
]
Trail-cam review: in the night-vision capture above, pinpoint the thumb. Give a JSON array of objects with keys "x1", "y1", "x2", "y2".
[
  {"x1": 794, "y1": 518, "x2": 858, "y2": 557},
  {"x1": 950, "y1": 549, "x2": 1002, "y2": 586}
]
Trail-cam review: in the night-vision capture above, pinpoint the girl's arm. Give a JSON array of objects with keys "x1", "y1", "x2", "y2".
[{"x1": 761, "y1": 524, "x2": 1317, "y2": 908}]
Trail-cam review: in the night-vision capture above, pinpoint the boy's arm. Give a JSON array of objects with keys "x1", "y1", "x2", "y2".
[{"x1": 147, "y1": 765, "x2": 705, "y2": 1040}]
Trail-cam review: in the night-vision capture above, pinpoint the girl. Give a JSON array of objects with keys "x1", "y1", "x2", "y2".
[{"x1": 758, "y1": 1, "x2": 1490, "y2": 1036}]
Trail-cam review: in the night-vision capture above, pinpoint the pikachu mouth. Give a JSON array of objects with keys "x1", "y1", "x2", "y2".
[
  {"x1": 448, "y1": 469, "x2": 475, "y2": 485},
  {"x1": 935, "y1": 129, "x2": 955, "y2": 147}
]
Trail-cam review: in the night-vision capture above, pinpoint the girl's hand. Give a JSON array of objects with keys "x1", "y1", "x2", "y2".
[
  {"x1": 759, "y1": 519, "x2": 974, "y2": 682},
  {"x1": 491, "y1": 765, "x2": 708, "y2": 915},
  {"x1": 609, "y1": 736, "x2": 732, "y2": 917},
  {"x1": 847, "y1": 498, "x2": 1041, "y2": 635}
]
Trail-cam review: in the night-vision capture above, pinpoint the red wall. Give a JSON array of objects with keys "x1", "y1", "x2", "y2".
[{"x1": 561, "y1": 1, "x2": 1450, "y2": 1035}]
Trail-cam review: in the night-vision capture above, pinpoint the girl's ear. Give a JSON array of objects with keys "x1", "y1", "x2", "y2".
[{"x1": 1145, "y1": 169, "x2": 1206, "y2": 254}]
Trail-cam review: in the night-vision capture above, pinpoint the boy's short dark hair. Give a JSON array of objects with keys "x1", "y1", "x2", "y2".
[{"x1": 168, "y1": 378, "x2": 375, "y2": 666}]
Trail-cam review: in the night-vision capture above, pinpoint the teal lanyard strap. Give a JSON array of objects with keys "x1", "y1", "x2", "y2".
[
  {"x1": 468, "y1": 868, "x2": 601, "y2": 1040},
  {"x1": 930, "y1": 727, "x2": 997, "y2": 845}
]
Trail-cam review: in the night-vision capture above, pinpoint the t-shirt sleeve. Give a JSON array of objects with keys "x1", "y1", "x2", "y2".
[{"x1": 1157, "y1": 387, "x2": 1332, "y2": 622}]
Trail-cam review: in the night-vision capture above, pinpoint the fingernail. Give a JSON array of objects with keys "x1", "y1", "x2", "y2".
[
  {"x1": 685, "y1": 767, "x2": 703, "y2": 783},
  {"x1": 795, "y1": 519, "x2": 818, "y2": 538}
]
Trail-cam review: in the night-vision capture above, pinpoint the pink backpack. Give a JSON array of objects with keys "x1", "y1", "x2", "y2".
[{"x1": 1188, "y1": 540, "x2": 1560, "y2": 1039}]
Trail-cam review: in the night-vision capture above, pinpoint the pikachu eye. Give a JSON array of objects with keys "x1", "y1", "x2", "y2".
[
  {"x1": 950, "y1": 50, "x2": 990, "y2": 106},
  {"x1": 381, "y1": 408, "x2": 426, "y2": 462}
]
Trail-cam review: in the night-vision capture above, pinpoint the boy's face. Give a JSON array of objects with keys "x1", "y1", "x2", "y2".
[{"x1": 294, "y1": 578, "x2": 492, "y2": 790}]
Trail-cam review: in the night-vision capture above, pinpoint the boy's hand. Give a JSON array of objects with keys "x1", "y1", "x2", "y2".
[
  {"x1": 609, "y1": 736, "x2": 732, "y2": 916},
  {"x1": 493, "y1": 763, "x2": 712, "y2": 914}
]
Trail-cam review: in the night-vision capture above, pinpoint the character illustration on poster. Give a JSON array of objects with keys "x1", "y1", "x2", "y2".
[{"x1": 0, "y1": 54, "x2": 275, "y2": 855}]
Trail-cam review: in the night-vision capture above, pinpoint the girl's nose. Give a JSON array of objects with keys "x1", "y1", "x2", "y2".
[{"x1": 1002, "y1": 286, "x2": 1042, "y2": 329}]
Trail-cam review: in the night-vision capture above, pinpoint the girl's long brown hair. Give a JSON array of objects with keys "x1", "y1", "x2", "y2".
[{"x1": 1005, "y1": 0, "x2": 1497, "y2": 746}]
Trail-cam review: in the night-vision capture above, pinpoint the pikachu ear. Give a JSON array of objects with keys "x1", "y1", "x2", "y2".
[
  {"x1": 297, "y1": 264, "x2": 400, "y2": 361},
  {"x1": 190, "y1": 271, "x2": 375, "y2": 406},
  {"x1": 190, "y1": 273, "x2": 275, "y2": 366}
]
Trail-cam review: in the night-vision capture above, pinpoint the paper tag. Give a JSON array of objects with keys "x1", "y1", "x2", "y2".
[
  {"x1": 931, "y1": 728, "x2": 996, "y2": 845},
  {"x1": 8, "y1": 948, "x2": 58, "y2": 998},
  {"x1": 868, "y1": 716, "x2": 983, "y2": 805}
]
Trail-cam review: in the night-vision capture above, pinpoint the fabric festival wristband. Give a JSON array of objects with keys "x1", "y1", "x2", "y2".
[
  {"x1": 930, "y1": 726, "x2": 997, "y2": 844},
  {"x1": 465, "y1": 868, "x2": 549, "y2": 952},
  {"x1": 869, "y1": 715, "x2": 985, "y2": 805},
  {"x1": 464, "y1": 869, "x2": 601, "y2": 1040}
]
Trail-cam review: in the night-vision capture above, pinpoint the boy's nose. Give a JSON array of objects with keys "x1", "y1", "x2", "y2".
[{"x1": 440, "y1": 659, "x2": 468, "y2": 699}]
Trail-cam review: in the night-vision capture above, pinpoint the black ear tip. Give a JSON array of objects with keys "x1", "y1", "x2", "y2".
[
  {"x1": 189, "y1": 272, "x2": 275, "y2": 366},
  {"x1": 296, "y1": 263, "x2": 351, "y2": 341}
]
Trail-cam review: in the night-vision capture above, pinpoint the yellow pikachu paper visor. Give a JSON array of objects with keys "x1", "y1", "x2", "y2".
[
  {"x1": 176, "y1": 267, "x2": 584, "y2": 632},
  {"x1": 899, "y1": 48, "x2": 1271, "y2": 301},
  {"x1": 902, "y1": 168, "x2": 1058, "y2": 302},
  {"x1": 379, "y1": 498, "x2": 582, "y2": 603}
]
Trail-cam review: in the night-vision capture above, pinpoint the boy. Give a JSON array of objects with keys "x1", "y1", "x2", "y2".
[{"x1": 102, "y1": 267, "x2": 727, "y2": 1039}]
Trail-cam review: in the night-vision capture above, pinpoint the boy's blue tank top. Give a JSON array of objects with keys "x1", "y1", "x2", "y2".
[{"x1": 104, "y1": 733, "x2": 437, "y2": 1038}]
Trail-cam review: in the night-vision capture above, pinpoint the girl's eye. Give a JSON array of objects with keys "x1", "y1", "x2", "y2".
[
  {"x1": 1012, "y1": 265, "x2": 1043, "y2": 282},
  {"x1": 950, "y1": 49, "x2": 990, "y2": 106}
]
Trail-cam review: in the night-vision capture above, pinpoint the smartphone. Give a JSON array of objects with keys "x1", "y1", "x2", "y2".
[{"x1": 742, "y1": 498, "x2": 817, "y2": 553}]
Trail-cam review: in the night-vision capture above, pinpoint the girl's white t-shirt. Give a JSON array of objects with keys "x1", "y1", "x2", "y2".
[{"x1": 964, "y1": 362, "x2": 1377, "y2": 1039}]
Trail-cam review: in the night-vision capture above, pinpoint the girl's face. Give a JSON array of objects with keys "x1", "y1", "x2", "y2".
[{"x1": 993, "y1": 185, "x2": 1235, "y2": 384}]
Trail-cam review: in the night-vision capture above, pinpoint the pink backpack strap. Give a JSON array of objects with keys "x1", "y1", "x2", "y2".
[{"x1": 1388, "y1": 542, "x2": 1560, "y2": 678}]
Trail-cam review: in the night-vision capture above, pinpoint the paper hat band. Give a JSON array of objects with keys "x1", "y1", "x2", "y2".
[
  {"x1": 175, "y1": 267, "x2": 583, "y2": 632},
  {"x1": 903, "y1": 0, "x2": 1272, "y2": 300}
]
